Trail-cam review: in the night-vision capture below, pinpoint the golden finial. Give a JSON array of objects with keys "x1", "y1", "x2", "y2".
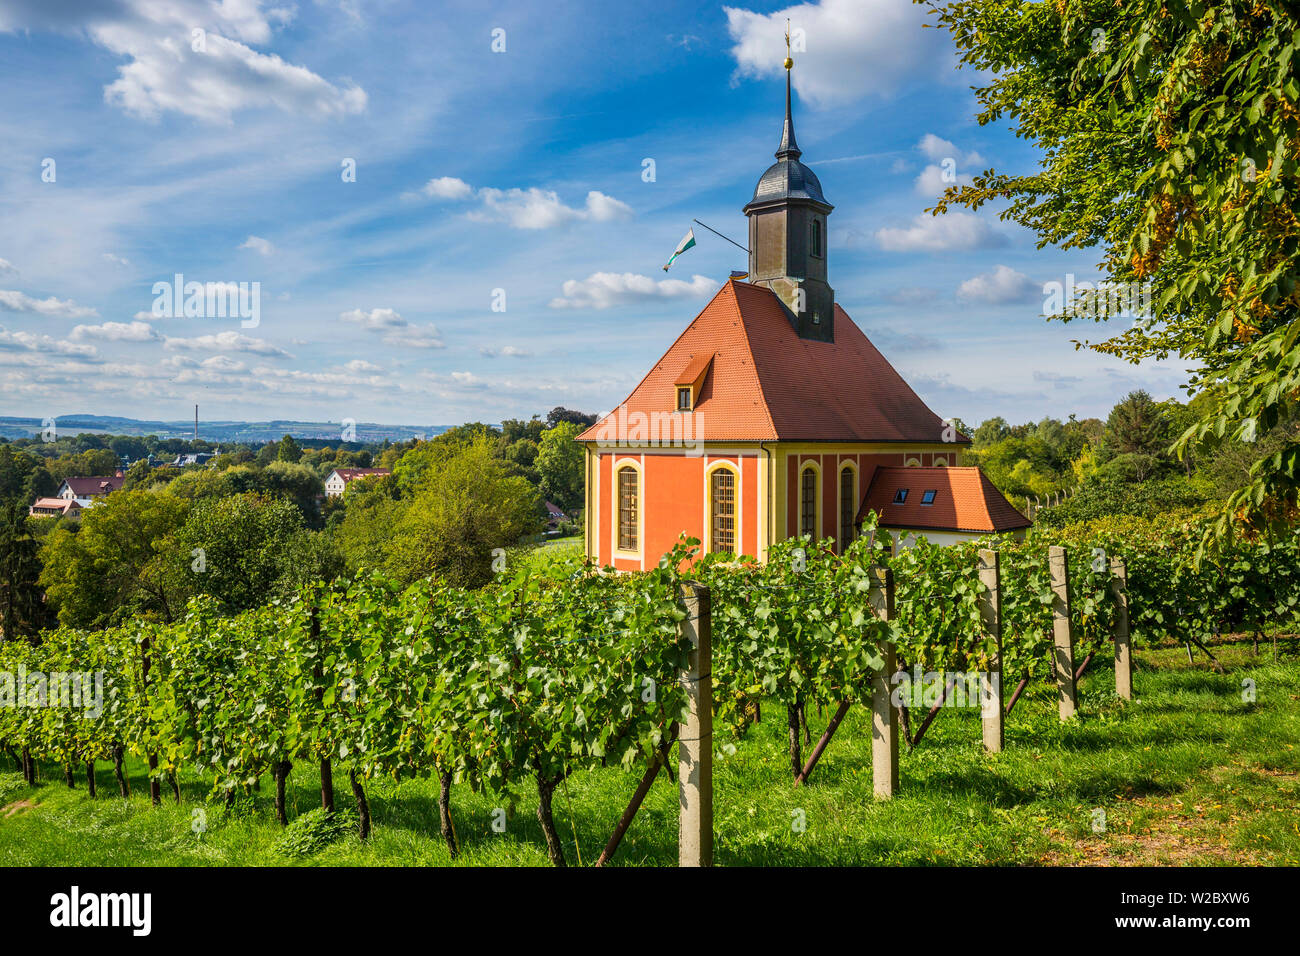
[{"x1": 784, "y1": 19, "x2": 793, "y2": 70}]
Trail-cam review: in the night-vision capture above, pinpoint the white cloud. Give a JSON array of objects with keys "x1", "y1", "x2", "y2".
[
  {"x1": 875, "y1": 212, "x2": 1005, "y2": 252},
  {"x1": 340, "y1": 308, "x2": 444, "y2": 348},
  {"x1": 199, "y1": 355, "x2": 247, "y2": 372},
  {"x1": 0, "y1": 259, "x2": 18, "y2": 277},
  {"x1": 343, "y1": 359, "x2": 383, "y2": 373},
  {"x1": 0, "y1": 326, "x2": 98, "y2": 358},
  {"x1": 340, "y1": 307, "x2": 406, "y2": 330},
  {"x1": 451, "y1": 371, "x2": 480, "y2": 385},
  {"x1": 471, "y1": 188, "x2": 633, "y2": 230},
  {"x1": 914, "y1": 163, "x2": 973, "y2": 197},
  {"x1": 422, "y1": 177, "x2": 473, "y2": 200},
  {"x1": 0, "y1": 0, "x2": 367, "y2": 123},
  {"x1": 240, "y1": 235, "x2": 275, "y2": 256},
  {"x1": 918, "y1": 134, "x2": 983, "y2": 168},
  {"x1": 163, "y1": 331, "x2": 292, "y2": 357},
  {"x1": 956, "y1": 265, "x2": 1039, "y2": 304},
  {"x1": 725, "y1": 0, "x2": 953, "y2": 106},
  {"x1": 413, "y1": 177, "x2": 634, "y2": 229},
  {"x1": 71, "y1": 320, "x2": 160, "y2": 342},
  {"x1": 101, "y1": 252, "x2": 131, "y2": 267},
  {"x1": 383, "y1": 324, "x2": 445, "y2": 349},
  {"x1": 0, "y1": 289, "x2": 99, "y2": 318},
  {"x1": 481, "y1": 345, "x2": 531, "y2": 358},
  {"x1": 550, "y1": 272, "x2": 717, "y2": 310}
]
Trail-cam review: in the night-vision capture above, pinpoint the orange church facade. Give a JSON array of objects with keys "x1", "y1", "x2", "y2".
[{"x1": 577, "y1": 62, "x2": 1025, "y2": 570}]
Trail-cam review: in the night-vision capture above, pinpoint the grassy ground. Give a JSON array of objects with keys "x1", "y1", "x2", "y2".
[{"x1": 2, "y1": 634, "x2": 1297, "y2": 866}]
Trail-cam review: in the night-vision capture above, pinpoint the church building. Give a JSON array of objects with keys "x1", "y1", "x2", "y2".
[{"x1": 577, "y1": 58, "x2": 1028, "y2": 570}]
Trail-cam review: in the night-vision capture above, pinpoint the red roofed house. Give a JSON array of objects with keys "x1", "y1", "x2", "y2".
[
  {"x1": 857, "y1": 466, "x2": 1031, "y2": 548},
  {"x1": 324, "y1": 467, "x2": 391, "y2": 498},
  {"x1": 57, "y1": 475, "x2": 124, "y2": 507},
  {"x1": 29, "y1": 497, "x2": 83, "y2": 518},
  {"x1": 576, "y1": 61, "x2": 1028, "y2": 568}
]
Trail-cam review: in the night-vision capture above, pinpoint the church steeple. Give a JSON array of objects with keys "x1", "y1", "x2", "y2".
[
  {"x1": 776, "y1": 69, "x2": 801, "y2": 161},
  {"x1": 742, "y1": 28, "x2": 835, "y2": 342}
]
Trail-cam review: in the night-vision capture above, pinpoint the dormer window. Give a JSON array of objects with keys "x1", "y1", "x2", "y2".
[
  {"x1": 921, "y1": 489, "x2": 937, "y2": 505},
  {"x1": 677, "y1": 387, "x2": 693, "y2": 411},
  {"x1": 893, "y1": 488, "x2": 909, "y2": 504}
]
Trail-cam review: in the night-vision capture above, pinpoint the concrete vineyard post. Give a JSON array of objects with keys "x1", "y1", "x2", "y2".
[
  {"x1": 870, "y1": 566, "x2": 899, "y2": 799},
  {"x1": 1049, "y1": 546, "x2": 1077, "y2": 719},
  {"x1": 978, "y1": 549, "x2": 1004, "y2": 752},
  {"x1": 678, "y1": 582, "x2": 713, "y2": 867},
  {"x1": 1110, "y1": 557, "x2": 1132, "y2": 700}
]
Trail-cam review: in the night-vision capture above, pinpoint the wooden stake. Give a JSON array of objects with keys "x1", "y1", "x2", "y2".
[
  {"x1": 870, "y1": 567, "x2": 899, "y2": 798},
  {"x1": 1049, "y1": 546, "x2": 1077, "y2": 719},
  {"x1": 978, "y1": 549, "x2": 1003, "y2": 752},
  {"x1": 677, "y1": 582, "x2": 712, "y2": 867},
  {"x1": 1110, "y1": 557, "x2": 1132, "y2": 699}
]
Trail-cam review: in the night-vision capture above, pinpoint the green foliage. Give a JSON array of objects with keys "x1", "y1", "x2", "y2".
[
  {"x1": 383, "y1": 438, "x2": 543, "y2": 588},
  {"x1": 172, "y1": 494, "x2": 319, "y2": 613},
  {"x1": 535, "y1": 421, "x2": 585, "y2": 512},
  {"x1": 276, "y1": 807, "x2": 359, "y2": 856},
  {"x1": 925, "y1": 0, "x2": 1300, "y2": 532},
  {"x1": 1034, "y1": 475, "x2": 1211, "y2": 527},
  {"x1": 0, "y1": 500, "x2": 46, "y2": 640},
  {"x1": 37, "y1": 489, "x2": 191, "y2": 628}
]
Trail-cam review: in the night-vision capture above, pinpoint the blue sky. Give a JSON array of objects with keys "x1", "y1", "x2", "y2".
[{"x1": 0, "y1": 0, "x2": 1188, "y2": 430}]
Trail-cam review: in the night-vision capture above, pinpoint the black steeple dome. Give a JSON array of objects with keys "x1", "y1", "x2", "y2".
[
  {"x1": 742, "y1": 55, "x2": 835, "y2": 343},
  {"x1": 744, "y1": 70, "x2": 831, "y2": 213}
]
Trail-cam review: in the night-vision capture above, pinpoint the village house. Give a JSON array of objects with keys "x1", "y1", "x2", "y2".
[
  {"x1": 56, "y1": 474, "x2": 125, "y2": 508},
  {"x1": 28, "y1": 497, "x2": 83, "y2": 518},
  {"x1": 324, "y1": 467, "x2": 391, "y2": 498},
  {"x1": 577, "y1": 56, "x2": 1028, "y2": 569}
]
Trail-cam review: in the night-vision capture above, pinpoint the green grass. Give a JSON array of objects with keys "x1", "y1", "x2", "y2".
[{"x1": 2, "y1": 636, "x2": 1297, "y2": 866}]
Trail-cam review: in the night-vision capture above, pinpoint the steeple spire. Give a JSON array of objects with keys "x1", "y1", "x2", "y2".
[{"x1": 777, "y1": 21, "x2": 801, "y2": 161}]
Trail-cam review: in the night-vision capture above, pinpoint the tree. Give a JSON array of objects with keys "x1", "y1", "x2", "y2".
[
  {"x1": 1105, "y1": 390, "x2": 1170, "y2": 459},
  {"x1": 535, "y1": 422, "x2": 585, "y2": 512},
  {"x1": 926, "y1": 0, "x2": 1300, "y2": 532},
  {"x1": 173, "y1": 494, "x2": 319, "y2": 613},
  {"x1": 38, "y1": 489, "x2": 191, "y2": 628},
  {"x1": 384, "y1": 438, "x2": 542, "y2": 587},
  {"x1": 21, "y1": 465, "x2": 57, "y2": 501},
  {"x1": 545, "y1": 407, "x2": 597, "y2": 429},
  {"x1": 277, "y1": 434, "x2": 303, "y2": 463},
  {"x1": 0, "y1": 501, "x2": 45, "y2": 641}
]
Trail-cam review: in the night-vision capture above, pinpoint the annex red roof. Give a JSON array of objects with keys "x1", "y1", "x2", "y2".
[
  {"x1": 59, "y1": 476, "x2": 123, "y2": 497},
  {"x1": 577, "y1": 279, "x2": 964, "y2": 443},
  {"x1": 330, "y1": 468, "x2": 390, "y2": 482},
  {"x1": 857, "y1": 466, "x2": 1030, "y2": 534}
]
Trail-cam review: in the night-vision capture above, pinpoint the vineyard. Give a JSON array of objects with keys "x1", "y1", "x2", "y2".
[{"x1": 2, "y1": 512, "x2": 1299, "y2": 867}]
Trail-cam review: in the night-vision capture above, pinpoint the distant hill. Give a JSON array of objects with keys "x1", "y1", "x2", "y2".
[{"x1": 0, "y1": 414, "x2": 451, "y2": 444}]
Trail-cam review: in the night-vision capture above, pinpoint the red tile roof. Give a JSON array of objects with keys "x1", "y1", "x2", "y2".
[
  {"x1": 29, "y1": 497, "x2": 81, "y2": 516},
  {"x1": 674, "y1": 352, "x2": 714, "y2": 387},
  {"x1": 330, "y1": 468, "x2": 390, "y2": 482},
  {"x1": 59, "y1": 476, "x2": 123, "y2": 497},
  {"x1": 577, "y1": 279, "x2": 964, "y2": 443},
  {"x1": 857, "y1": 466, "x2": 1030, "y2": 534}
]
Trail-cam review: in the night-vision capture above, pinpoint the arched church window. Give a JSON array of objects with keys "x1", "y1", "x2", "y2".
[
  {"x1": 811, "y1": 218, "x2": 823, "y2": 258},
  {"x1": 800, "y1": 466, "x2": 817, "y2": 537},
  {"x1": 617, "y1": 466, "x2": 638, "y2": 552},
  {"x1": 839, "y1": 466, "x2": 855, "y2": 548},
  {"x1": 710, "y1": 468, "x2": 736, "y2": 553}
]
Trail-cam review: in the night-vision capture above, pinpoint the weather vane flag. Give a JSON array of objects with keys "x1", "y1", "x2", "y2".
[{"x1": 663, "y1": 228, "x2": 696, "y2": 271}]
